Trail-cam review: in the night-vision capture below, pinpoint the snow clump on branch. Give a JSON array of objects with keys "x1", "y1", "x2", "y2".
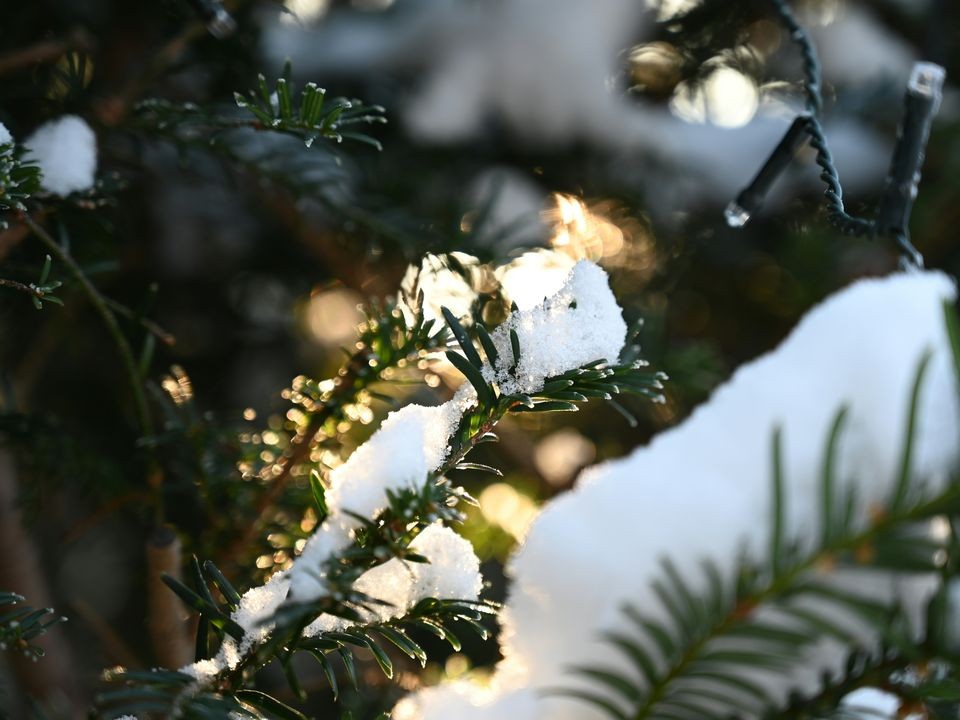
[
  {"x1": 178, "y1": 258, "x2": 630, "y2": 687},
  {"x1": 487, "y1": 260, "x2": 627, "y2": 396},
  {"x1": 395, "y1": 270, "x2": 960, "y2": 720},
  {"x1": 23, "y1": 115, "x2": 98, "y2": 196}
]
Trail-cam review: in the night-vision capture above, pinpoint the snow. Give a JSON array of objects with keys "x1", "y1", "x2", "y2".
[
  {"x1": 228, "y1": 570, "x2": 291, "y2": 649},
  {"x1": 488, "y1": 260, "x2": 627, "y2": 396},
  {"x1": 0, "y1": 122, "x2": 12, "y2": 147},
  {"x1": 839, "y1": 688, "x2": 901, "y2": 719},
  {"x1": 287, "y1": 523, "x2": 353, "y2": 601},
  {"x1": 179, "y1": 658, "x2": 220, "y2": 683},
  {"x1": 179, "y1": 390, "x2": 479, "y2": 680},
  {"x1": 324, "y1": 397, "x2": 467, "y2": 527},
  {"x1": 304, "y1": 523, "x2": 482, "y2": 632},
  {"x1": 179, "y1": 569, "x2": 293, "y2": 677},
  {"x1": 395, "y1": 270, "x2": 960, "y2": 719},
  {"x1": 402, "y1": 522, "x2": 483, "y2": 602},
  {"x1": 400, "y1": 253, "x2": 481, "y2": 328},
  {"x1": 393, "y1": 682, "x2": 539, "y2": 720},
  {"x1": 262, "y1": 0, "x2": 905, "y2": 210},
  {"x1": 495, "y1": 249, "x2": 577, "y2": 311},
  {"x1": 177, "y1": 259, "x2": 625, "y2": 689},
  {"x1": 23, "y1": 115, "x2": 97, "y2": 196}
]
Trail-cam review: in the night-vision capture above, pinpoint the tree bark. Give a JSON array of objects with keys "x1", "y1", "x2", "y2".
[
  {"x1": 0, "y1": 445, "x2": 82, "y2": 717},
  {"x1": 146, "y1": 525, "x2": 193, "y2": 668}
]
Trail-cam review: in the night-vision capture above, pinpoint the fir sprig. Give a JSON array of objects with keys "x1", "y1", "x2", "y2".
[
  {"x1": 0, "y1": 139, "x2": 41, "y2": 228},
  {"x1": 99, "y1": 292, "x2": 666, "y2": 718},
  {"x1": 0, "y1": 592, "x2": 66, "y2": 661},
  {"x1": 135, "y1": 63, "x2": 386, "y2": 153},
  {"x1": 0, "y1": 254, "x2": 63, "y2": 309},
  {"x1": 98, "y1": 478, "x2": 493, "y2": 718},
  {"x1": 215, "y1": 292, "x2": 450, "y2": 572}
]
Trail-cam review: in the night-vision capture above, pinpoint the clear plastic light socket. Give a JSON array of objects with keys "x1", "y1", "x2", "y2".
[
  {"x1": 908, "y1": 62, "x2": 946, "y2": 108},
  {"x1": 724, "y1": 201, "x2": 751, "y2": 228},
  {"x1": 207, "y1": 8, "x2": 237, "y2": 38}
]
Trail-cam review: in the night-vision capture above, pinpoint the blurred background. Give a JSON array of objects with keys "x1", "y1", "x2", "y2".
[{"x1": 0, "y1": 0, "x2": 958, "y2": 716}]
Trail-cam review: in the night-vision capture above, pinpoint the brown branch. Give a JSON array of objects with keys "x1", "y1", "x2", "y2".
[
  {"x1": 0, "y1": 29, "x2": 94, "y2": 77},
  {"x1": 216, "y1": 351, "x2": 369, "y2": 571},
  {"x1": 69, "y1": 597, "x2": 141, "y2": 670},
  {"x1": 0, "y1": 446, "x2": 83, "y2": 717},
  {"x1": 146, "y1": 525, "x2": 193, "y2": 668},
  {"x1": 0, "y1": 277, "x2": 44, "y2": 299},
  {"x1": 104, "y1": 296, "x2": 177, "y2": 346}
]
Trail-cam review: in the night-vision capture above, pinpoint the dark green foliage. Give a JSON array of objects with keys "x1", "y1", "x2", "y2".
[
  {"x1": 0, "y1": 140, "x2": 41, "y2": 227},
  {"x1": 0, "y1": 592, "x2": 65, "y2": 661},
  {"x1": 136, "y1": 64, "x2": 386, "y2": 153},
  {"x1": 0, "y1": 254, "x2": 63, "y2": 309},
  {"x1": 98, "y1": 301, "x2": 668, "y2": 718}
]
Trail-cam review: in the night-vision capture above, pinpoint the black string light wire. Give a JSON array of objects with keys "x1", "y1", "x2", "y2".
[{"x1": 726, "y1": 0, "x2": 946, "y2": 270}]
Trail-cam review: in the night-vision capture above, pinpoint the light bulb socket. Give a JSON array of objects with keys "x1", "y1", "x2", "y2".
[
  {"x1": 726, "y1": 114, "x2": 810, "y2": 228},
  {"x1": 875, "y1": 61, "x2": 946, "y2": 238}
]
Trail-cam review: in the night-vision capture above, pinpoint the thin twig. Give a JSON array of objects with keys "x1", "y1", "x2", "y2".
[
  {"x1": 0, "y1": 29, "x2": 93, "y2": 77},
  {"x1": 19, "y1": 213, "x2": 163, "y2": 525},
  {"x1": 20, "y1": 214, "x2": 153, "y2": 436},
  {"x1": 104, "y1": 296, "x2": 176, "y2": 346},
  {"x1": 0, "y1": 447, "x2": 82, "y2": 716},
  {"x1": 0, "y1": 277, "x2": 44, "y2": 300},
  {"x1": 216, "y1": 349, "x2": 371, "y2": 570}
]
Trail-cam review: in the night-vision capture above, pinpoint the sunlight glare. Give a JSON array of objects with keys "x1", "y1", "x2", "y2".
[
  {"x1": 305, "y1": 287, "x2": 364, "y2": 346},
  {"x1": 280, "y1": 0, "x2": 330, "y2": 24},
  {"x1": 670, "y1": 65, "x2": 759, "y2": 128}
]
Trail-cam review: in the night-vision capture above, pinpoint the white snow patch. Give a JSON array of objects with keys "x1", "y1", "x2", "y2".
[
  {"x1": 304, "y1": 523, "x2": 482, "y2": 633},
  {"x1": 23, "y1": 115, "x2": 97, "y2": 196},
  {"x1": 495, "y1": 249, "x2": 577, "y2": 312},
  {"x1": 325, "y1": 394, "x2": 468, "y2": 526},
  {"x1": 393, "y1": 682, "x2": 539, "y2": 720},
  {"x1": 839, "y1": 688, "x2": 902, "y2": 719},
  {"x1": 489, "y1": 260, "x2": 627, "y2": 396}
]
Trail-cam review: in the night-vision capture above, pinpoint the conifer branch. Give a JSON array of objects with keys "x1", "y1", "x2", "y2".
[
  {"x1": 217, "y1": 298, "x2": 449, "y2": 571},
  {"x1": 569, "y1": 352, "x2": 960, "y2": 720},
  {"x1": 101, "y1": 274, "x2": 664, "y2": 716}
]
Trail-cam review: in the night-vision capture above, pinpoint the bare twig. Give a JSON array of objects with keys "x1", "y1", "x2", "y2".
[
  {"x1": 104, "y1": 296, "x2": 176, "y2": 346},
  {"x1": 20, "y1": 214, "x2": 153, "y2": 437},
  {"x1": 20, "y1": 213, "x2": 164, "y2": 524},
  {"x1": 0, "y1": 277, "x2": 44, "y2": 299},
  {"x1": 146, "y1": 526, "x2": 193, "y2": 668},
  {"x1": 0, "y1": 446, "x2": 83, "y2": 717},
  {"x1": 70, "y1": 597, "x2": 141, "y2": 669},
  {"x1": 0, "y1": 29, "x2": 93, "y2": 77},
  {"x1": 215, "y1": 350, "x2": 369, "y2": 571}
]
